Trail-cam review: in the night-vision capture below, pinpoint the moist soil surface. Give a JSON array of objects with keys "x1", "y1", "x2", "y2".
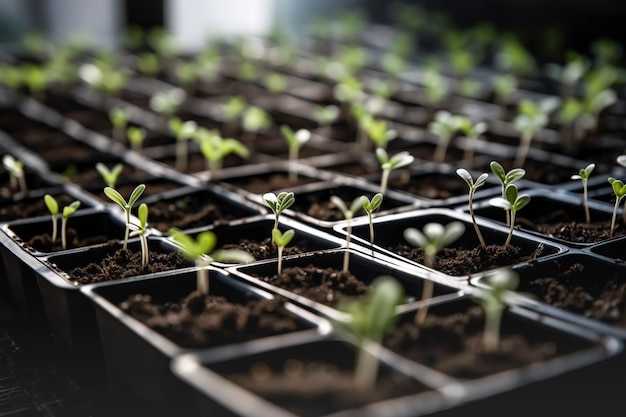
[
  {"x1": 0, "y1": 193, "x2": 83, "y2": 221},
  {"x1": 119, "y1": 290, "x2": 305, "y2": 348},
  {"x1": 148, "y1": 198, "x2": 229, "y2": 232},
  {"x1": 222, "y1": 173, "x2": 319, "y2": 194},
  {"x1": 385, "y1": 305, "x2": 562, "y2": 379},
  {"x1": 26, "y1": 230, "x2": 114, "y2": 252},
  {"x1": 392, "y1": 244, "x2": 543, "y2": 276},
  {"x1": 221, "y1": 237, "x2": 303, "y2": 261},
  {"x1": 66, "y1": 245, "x2": 189, "y2": 284},
  {"x1": 516, "y1": 216, "x2": 626, "y2": 243}
]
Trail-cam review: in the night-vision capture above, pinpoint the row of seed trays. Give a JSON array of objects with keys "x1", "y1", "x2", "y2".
[{"x1": 1, "y1": 4, "x2": 626, "y2": 416}]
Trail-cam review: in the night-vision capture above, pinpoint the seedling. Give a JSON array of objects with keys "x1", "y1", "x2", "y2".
[
  {"x1": 403, "y1": 222, "x2": 465, "y2": 326},
  {"x1": 512, "y1": 97, "x2": 560, "y2": 167},
  {"x1": 125, "y1": 127, "x2": 146, "y2": 156},
  {"x1": 169, "y1": 228, "x2": 254, "y2": 295},
  {"x1": 150, "y1": 88, "x2": 185, "y2": 118},
  {"x1": 489, "y1": 183, "x2": 531, "y2": 246},
  {"x1": 264, "y1": 72, "x2": 288, "y2": 94},
  {"x1": 458, "y1": 118, "x2": 487, "y2": 163},
  {"x1": 608, "y1": 177, "x2": 626, "y2": 236},
  {"x1": 196, "y1": 129, "x2": 250, "y2": 180},
  {"x1": 78, "y1": 63, "x2": 127, "y2": 95},
  {"x1": 222, "y1": 96, "x2": 247, "y2": 137},
  {"x1": 495, "y1": 37, "x2": 536, "y2": 78},
  {"x1": 428, "y1": 110, "x2": 463, "y2": 163},
  {"x1": 545, "y1": 53, "x2": 589, "y2": 99},
  {"x1": 104, "y1": 184, "x2": 146, "y2": 250},
  {"x1": 364, "y1": 118, "x2": 397, "y2": 150},
  {"x1": 241, "y1": 106, "x2": 271, "y2": 144},
  {"x1": 169, "y1": 118, "x2": 198, "y2": 172},
  {"x1": 376, "y1": 148, "x2": 414, "y2": 194},
  {"x1": 22, "y1": 64, "x2": 48, "y2": 99},
  {"x1": 457, "y1": 169, "x2": 488, "y2": 249},
  {"x1": 331, "y1": 196, "x2": 366, "y2": 273},
  {"x1": 44, "y1": 194, "x2": 80, "y2": 250},
  {"x1": 2, "y1": 155, "x2": 27, "y2": 195},
  {"x1": 264, "y1": 191, "x2": 295, "y2": 230},
  {"x1": 490, "y1": 74, "x2": 518, "y2": 115},
  {"x1": 474, "y1": 269, "x2": 519, "y2": 352},
  {"x1": 137, "y1": 52, "x2": 160, "y2": 76},
  {"x1": 362, "y1": 193, "x2": 383, "y2": 245},
  {"x1": 571, "y1": 163, "x2": 595, "y2": 224},
  {"x1": 272, "y1": 228, "x2": 295, "y2": 275},
  {"x1": 129, "y1": 203, "x2": 150, "y2": 269},
  {"x1": 490, "y1": 161, "x2": 526, "y2": 226},
  {"x1": 422, "y1": 65, "x2": 448, "y2": 114},
  {"x1": 173, "y1": 60, "x2": 199, "y2": 91},
  {"x1": 313, "y1": 104, "x2": 340, "y2": 139},
  {"x1": 95, "y1": 162, "x2": 123, "y2": 188},
  {"x1": 338, "y1": 276, "x2": 404, "y2": 390},
  {"x1": 280, "y1": 125, "x2": 311, "y2": 184},
  {"x1": 109, "y1": 108, "x2": 129, "y2": 143}
]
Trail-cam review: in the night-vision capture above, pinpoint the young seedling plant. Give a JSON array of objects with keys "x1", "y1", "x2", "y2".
[
  {"x1": 169, "y1": 118, "x2": 198, "y2": 172},
  {"x1": 331, "y1": 195, "x2": 366, "y2": 273},
  {"x1": 104, "y1": 184, "x2": 145, "y2": 250},
  {"x1": 489, "y1": 184, "x2": 531, "y2": 246},
  {"x1": 363, "y1": 118, "x2": 397, "y2": 150},
  {"x1": 272, "y1": 228, "x2": 295, "y2": 276},
  {"x1": 490, "y1": 161, "x2": 526, "y2": 227},
  {"x1": 457, "y1": 168, "x2": 488, "y2": 249},
  {"x1": 196, "y1": 129, "x2": 250, "y2": 180},
  {"x1": 428, "y1": 110, "x2": 463, "y2": 163},
  {"x1": 280, "y1": 125, "x2": 311, "y2": 184},
  {"x1": 169, "y1": 228, "x2": 254, "y2": 295},
  {"x1": 458, "y1": 118, "x2": 487, "y2": 163},
  {"x1": 313, "y1": 104, "x2": 340, "y2": 139},
  {"x1": 95, "y1": 163, "x2": 124, "y2": 188},
  {"x1": 109, "y1": 108, "x2": 129, "y2": 143},
  {"x1": 43, "y1": 195, "x2": 80, "y2": 250},
  {"x1": 474, "y1": 268, "x2": 519, "y2": 352},
  {"x1": 512, "y1": 97, "x2": 560, "y2": 167},
  {"x1": 127, "y1": 126, "x2": 147, "y2": 154},
  {"x1": 264, "y1": 191, "x2": 296, "y2": 231},
  {"x1": 2, "y1": 155, "x2": 27, "y2": 195},
  {"x1": 362, "y1": 193, "x2": 384, "y2": 246},
  {"x1": 376, "y1": 148, "x2": 414, "y2": 194},
  {"x1": 128, "y1": 203, "x2": 150, "y2": 269},
  {"x1": 571, "y1": 163, "x2": 595, "y2": 224},
  {"x1": 607, "y1": 177, "x2": 626, "y2": 236},
  {"x1": 403, "y1": 222, "x2": 465, "y2": 327},
  {"x1": 338, "y1": 276, "x2": 404, "y2": 390}
]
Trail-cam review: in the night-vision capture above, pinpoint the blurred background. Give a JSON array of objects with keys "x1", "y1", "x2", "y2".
[{"x1": 1, "y1": 0, "x2": 625, "y2": 53}]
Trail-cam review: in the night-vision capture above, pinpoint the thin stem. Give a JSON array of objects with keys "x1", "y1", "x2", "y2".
[
  {"x1": 288, "y1": 147, "x2": 298, "y2": 184},
  {"x1": 343, "y1": 220, "x2": 352, "y2": 273},
  {"x1": 368, "y1": 212, "x2": 375, "y2": 245},
  {"x1": 462, "y1": 137, "x2": 476, "y2": 164},
  {"x1": 196, "y1": 262, "x2": 209, "y2": 295},
  {"x1": 380, "y1": 168, "x2": 390, "y2": 194},
  {"x1": 354, "y1": 339, "x2": 381, "y2": 390},
  {"x1": 433, "y1": 134, "x2": 450, "y2": 163},
  {"x1": 414, "y1": 280, "x2": 433, "y2": 327},
  {"x1": 50, "y1": 215, "x2": 58, "y2": 244},
  {"x1": 514, "y1": 132, "x2": 532, "y2": 167},
  {"x1": 504, "y1": 210, "x2": 515, "y2": 246},
  {"x1": 277, "y1": 246, "x2": 284, "y2": 275},
  {"x1": 483, "y1": 304, "x2": 502, "y2": 352},
  {"x1": 469, "y1": 191, "x2": 487, "y2": 249},
  {"x1": 175, "y1": 139, "x2": 188, "y2": 172},
  {"x1": 502, "y1": 184, "x2": 510, "y2": 227},
  {"x1": 123, "y1": 211, "x2": 130, "y2": 250},
  {"x1": 61, "y1": 217, "x2": 68, "y2": 250},
  {"x1": 140, "y1": 235, "x2": 149, "y2": 269},
  {"x1": 583, "y1": 179, "x2": 590, "y2": 224}
]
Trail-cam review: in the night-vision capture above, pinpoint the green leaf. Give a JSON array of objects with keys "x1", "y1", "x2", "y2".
[
  {"x1": 104, "y1": 187, "x2": 127, "y2": 208},
  {"x1": 505, "y1": 168, "x2": 526, "y2": 184},
  {"x1": 505, "y1": 183, "x2": 518, "y2": 204},
  {"x1": 272, "y1": 228, "x2": 295, "y2": 247},
  {"x1": 617, "y1": 155, "x2": 626, "y2": 168},
  {"x1": 490, "y1": 161, "x2": 506, "y2": 181},
  {"x1": 363, "y1": 193, "x2": 383, "y2": 212},
  {"x1": 513, "y1": 194, "x2": 531, "y2": 210},
  {"x1": 403, "y1": 227, "x2": 428, "y2": 248},
  {"x1": 62, "y1": 201, "x2": 81, "y2": 218},
  {"x1": 44, "y1": 194, "x2": 59, "y2": 216},
  {"x1": 169, "y1": 228, "x2": 217, "y2": 260},
  {"x1": 475, "y1": 173, "x2": 489, "y2": 188},
  {"x1": 489, "y1": 197, "x2": 511, "y2": 210},
  {"x1": 137, "y1": 203, "x2": 148, "y2": 229},
  {"x1": 211, "y1": 249, "x2": 255, "y2": 264},
  {"x1": 375, "y1": 147, "x2": 389, "y2": 164},
  {"x1": 456, "y1": 168, "x2": 472, "y2": 185},
  {"x1": 128, "y1": 184, "x2": 146, "y2": 207}
]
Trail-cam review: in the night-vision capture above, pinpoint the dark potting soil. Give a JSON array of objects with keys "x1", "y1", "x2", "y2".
[
  {"x1": 527, "y1": 262, "x2": 626, "y2": 327},
  {"x1": 392, "y1": 244, "x2": 543, "y2": 276},
  {"x1": 227, "y1": 360, "x2": 427, "y2": 417},
  {"x1": 385, "y1": 305, "x2": 561, "y2": 379},
  {"x1": 387, "y1": 173, "x2": 469, "y2": 200},
  {"x1": 223, "y1": 173, "x2": 319, "y2": 194},
  {"x1": 119, "y1": 291, "x2": 304, "y2": 348},
  {"x1": 68, "y1": 246, "x2": 189, "y2": 284},
  {"x1": 221, "y1": 237, "x2": 303, "y2": 261},
  {"x1": 26, "y1": 229, "x2": 114, "y2": 252},
  {"x1": 259, "y1": 265, "x2": 370, "y2": 306},
  {"x1": 516, "y1": 216, "x2": 626, "y2": 243},
  {"x1": 148, "y1": 198, "x2": 228, "y2": 232},
  {"x1": 0, "y1": 193, "x2": 81, "y2": 222}
]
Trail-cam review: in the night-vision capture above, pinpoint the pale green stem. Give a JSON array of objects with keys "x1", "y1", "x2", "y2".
[
  {"x1": 380, "y1": 168, "x2": 390, "y2": 194},
  {"x1": 123, "y1": 210, "x2": 130, "y2": 250},
  {"x1": 502, "y1": 184, "x2": 510, "y2": 227},
  {"x1": 50, "y1": 215, "x2": 58, "y2": 244},
  {"x1": 175, "y1": 139, "x2": 188, "y2": 172},
  {"x1": 61, "y1": 217, "x2": 68, "y2": 250},
  {"x1": 277, "y1": 245, "x2": 284, "y2": 275},
  {"x1": 483, "y1": 304, "x2": 502, "y2": 352},
  {"x1": 343, "y1": 220, "x2": 352, "y2": 273},
  {"x1": 18, "y1": 174, "x2": 27, "y2": 194},
  {"x1": 288, "y1": 147, "x2": 298, "y2": 184},
  {"x1": 415, "y1": 250, "x2": 435, "y2": 327},
  {"x1": 433, "y1": 134, "x2": 451, "y2": 163},
  {"x1": 469, "y1": 190, "x2": 487, "y2": 249},
  {"x1": 354, "y1": 339, "x2": 381, "y2": 390},
  {"x1": 196, "y1": 261, "x2": 209, "y2": 295},
  {"x1": 611, "y1": 199, "x2": 620, "y2": 237},
  {"x1": 140, "y1": 235, "x2": 149, "y2": 268},
  {"x1": 514, "y1": 131, "x2": 532, "y2": 167},
  {"x1": 505, "y1": 210, "x2": 515, "y2": 246},
  {"x1": 582, "y1": 179, "x2": 590, "y2": 224}
]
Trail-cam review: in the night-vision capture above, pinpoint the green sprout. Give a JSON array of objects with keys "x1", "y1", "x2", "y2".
[
  {"x1": 512, "y1": 97, "x2": 560, "y2": 167},
  {"x1": 22, "y1": 64, "x2": 49, "y2": 99},
  {"x1": 363, "y1": 118, "x2": 397, "y2": 150},
  {"x1": 44, "y1": 195, "x2": 80, "y2": 250},
  {"x1": 222, "y1": 96, "x2": 247, "y2": 136},
  {"x1": 428, "y1": 110, "x2": 463, "y2": 163},
  {"x1": 109, "y1": 108, "x2": 129, "y2": 143},
  {"x1": 127, "y1": 126, "x2": 146, "y2": 154},
  {"x1": 264, "y1": 191, "x2": 295, "y2": 230},
  {"x1": 362, "y1": 193, "x2": 384, "y2": 246},
  {"x1": 608, "y1": 177, "x2": 626, "y2": 236},
  {"x1": 403, "y1": 222, "x2": 465, "y2": 326},
  {"x1": 264, "y1": 72, "x2": 289, "y2": 94},
  {"x1": 422, "y1": 65, "x2": 448, "y2": 113},
  {"x1": 558, "y1": 89, "x2": 617, "y2": 148},
  {"x1": 491, "y1": 74, "x2": 518, "y2": 116},
  {"x1": 236, "y1": 60, "x2": 259, "y2": 83},
  {"x1": 489, "y1": 183, "x2": 531, "y2": 246},
  {"x1": 78, "y1": 63, "x2": 127, "y2": 95},
  {"x1": 458, "y1": 118, "x2": 487, "y2": 163},
  {"x1": 331, "y1": 196, "x2": 366, "y2": 273},
  {"x1": 313, "y1": 104, "x2": 340, "y2": 139},
  {"x1": 376, "y1": 148, "x2": 414, "y2": 194},
  {"x1": 95, "y1": 162, "x2": 124, "y2": 188},
  {"x1": 474, "y1": 269, "x2": 519, "y2": 352},
  {"x1": 591, "y1": 38, "x2": 623, "y2": 67},
  {"x1": 457, "y1": 168, "x2": 489, "y2": 249},
  {"x1": 241, "y1": 106, "x2": 271, "y2": 144},
  {"x1": 104, "y1": 184, "x2": 146, "y2": 250},
  {"x1": 137, "y1": 52, "x2": 160, "y2": 76},
  {"x1": 146, "y1": 26, "x2": 175, "y2": 58},
  {"x1": 169, "y1": 228, "x2": 254, "y2": 295},
  {"x1": 490, "y1": 161, "x2": 526, "y2": 227},
  {"x1": 545, "y1": 53, "x2": 589, "y2": 99},
  {"x1": 381, "y1": 52, "x2": 408, "y2": 79},
  {"x1": 495, "y1": 37, "x2": 536, "y2": 78},
  {"x1": 173, "y1": 60, "x2": 199, "y2": 91},
  {"x1": 2, "y1": 155, "x2": 27, "y2": 195},
  {"x1": 571, "y1": 163, "x2": 595, "y2": 224},
  {"x1": 150, "y1": 88, "x2": 186, "y2": 118},
  {"x1": 169, "y1": 118, "x2": 198, "y2": 172},
  {"x1": 272, "y1": 228, "x2": 295, "y2": 276},
  {"x1": 280, "y1": 125, "x2": 311, "y2": 184},
  {"x1": 128, "y1": 203, "x2": 150, "y2": 269},
  {"x1": 338, "y1": 276, "x2": 404, "y2": 390},
  {"x1": 196, "y1": 129, "x2": 250, "y2": 180}
]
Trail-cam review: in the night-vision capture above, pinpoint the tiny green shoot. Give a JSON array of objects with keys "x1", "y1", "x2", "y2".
[
  {"x1": 280, "y1": 125, "x2": 311, "y2": 184},
  {"x1": 44, "y1": 195, "x2": 80, "y2": 250},
  {"x1": 457, "y1": 169, "x2": 488, "y2": 249},
  {"x1": 109, "y1": 108, "x2": 129, "y2": 143},
  {"x1": 196, "y1": 129, "x2": 250, "y2": 180},
  {"x1": 169, "y1": 118, "x2": 198, "y2": 172},
  {"x1": 149, "y1": 88, "x2": 185, "y2": 118},
  {"x1": 264, "y1": 72, "x2": 289, "y2": 94},
  {"x1": 331, "y1": 196, "x2": 366, "y2": 273},
  {"x1": 104, "y1": 184, "x2": 146, "y2": 250},
  {"x1": 491, "y1": 74, "x2": 518, "y2": 116},
  {"x1": 222, "y1": 96, "x2": 246, "y2": 137},
  {"x1": 128, "y1": 203, "x2": 150, "y2": 269},
  {"x1": 2, "y1": 155, "x2": 27, "y2": 195},
  {"x1": 490, "y1": 161, "x2": 526, "y2": 226},
  {"x1": 489, "y1": 184, "x2": 531, "y2": 246},
  {"x1": 376, "y1": 148, "x2": 414, "y2": 194},
  {"x1": 337, "y1": 276, "x2": 404, "y2": 390},
  {"x1": 403, "y1": 222, "x2": 465, "y2": 326},
  {"x1": 43, "y1": 194, "x2": 59, "y2": 245},
  {"x1": 512, "y1": 97, "x2": 560, "y2": 167},
  {"x1": 571, "y1": 163, "x2": 595, "y2": 224},
  {"x1": 263, "y1": 191, "x2": 295, "y2": 230},
  {"x1": 272, "y1": 228, "x2": 295, "y2": 275},
  {"x1": 458, "y1": 118, "x2": 487, "y2": 163},
  {"x1": 313, "y1": 104, "x2": 340, "y2": 139},
  {"x1": 241, "y1": 106, "x2": 271, "y2": 144},
  {"x1": 474, "y1": 269, "x2": 519, "y2": 352},
  {"x1": 95, "y1": 162, "x2": 124, "y2": 188},
  {"x1": 362, "y1": 193, "x2": 384, "y2": 246},
  {"x1": 428, "y1": 110, "x2": 463, "y2": 163},
  {"x1": 363, "y1": 118, "x2": 397, "y2": 150},
  {"x1": 127, "y1": 126, "x2": 146, "y2": 154},
  {"x1": 608, "y1": 177, "x2": 626, "y2": 236}
]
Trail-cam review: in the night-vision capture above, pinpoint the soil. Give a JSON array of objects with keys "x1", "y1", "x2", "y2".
[
  {"x1": 392, "y1": 244, "x2": 544, "y2": 276},
  {"x1": 222, "y1": 172, "x2": 319, "y2": 194},
  {"x1": 258, "y1": 265, "x2": 370, "y2": 306},
  {"x1": 0, "y1": 193, "x2": 83, "y2": 222},
  {"x1": 221, "y1": 237, "x2": 303, "y2": 261},
  {"x1": 148, "y1": 199, "x2": 228, "y2": 232},
  {"x1": 526, "y1": 261, "x2": 626, "y2": 327},
  {"x1": 66, "y1": 244, "x2": 189, "y2": 284},
  {"x1": 119, "y1": 290, "x2": 305, "y2": 348},
  {"x1": 387, "y1": 173, "x2": 471, "y2": 200},
  {"x1": 25, "y1": 230, "x2": 114, "y2": 252},
  {"x1": 517, "y1": 215, "x2": 626, "y2": 243},
  {"x1": 385, "y1": 305, "x2": 562, "y2": 379}
]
